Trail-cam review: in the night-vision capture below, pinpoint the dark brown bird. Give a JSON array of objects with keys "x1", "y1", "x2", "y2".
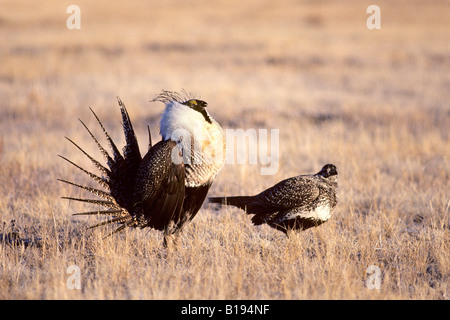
[
  {"x1": 59, "y1": 92, "x2": 225, "y2": 247},
  {"x1": 209, "y1": 164, "x2": 338, "y2": 235}
]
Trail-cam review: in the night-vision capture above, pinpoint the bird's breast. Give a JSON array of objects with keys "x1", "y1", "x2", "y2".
[
  {"x1": 183, "y1": 120, "x2": 225, "y2": 187},
  {"x1": 288, "y1": 203, "x2": 333, "y2": 222},
  {"x1": 313, "y1": 204, "x2": 332, "y2": 222}
]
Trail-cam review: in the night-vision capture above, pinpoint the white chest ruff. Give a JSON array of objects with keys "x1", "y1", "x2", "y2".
[
  {"x1": 313, "y1": 205, "x2": 332, "y2": 221},
  {"x1": 294, "y1": 204, "x2": 332, "y2": 222},
  {"x1": 160, "y1": 101, "x2": 225, "y2": 187}
]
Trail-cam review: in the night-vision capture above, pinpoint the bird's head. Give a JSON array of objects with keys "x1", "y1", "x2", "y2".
[
  {"x1": 317, "y1": 164, "x2": 338, "y2": 178},
  {"x1": 181, "y1": 99, "x2": 212, "y2": 124},
  {"x1": 154, "y1": 91, "x2": 214, "y2": 140}
]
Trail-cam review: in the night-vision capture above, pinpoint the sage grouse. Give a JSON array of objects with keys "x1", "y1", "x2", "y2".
[
  {"x1": 59, "y1": 91, "x2": 225, "y2": 246},
  {"x1": 209, "y1": 164, "x2": 338, "y2": 234}
]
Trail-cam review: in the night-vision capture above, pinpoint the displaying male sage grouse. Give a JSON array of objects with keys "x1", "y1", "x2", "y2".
[
  {"x1": 209, "y1": 164, "x2": 338, "y2": 235},
  {"x1": 59, "y1": 91, "x2": 225, "y2": 247}
]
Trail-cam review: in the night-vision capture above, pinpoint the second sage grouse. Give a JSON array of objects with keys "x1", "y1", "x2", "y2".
[
  {"x1": 209, "y1": 164, "x2": 338, "y2": 235},
  {"x1": 59, "y1": 91, "x2": 225, "y2": 247}
]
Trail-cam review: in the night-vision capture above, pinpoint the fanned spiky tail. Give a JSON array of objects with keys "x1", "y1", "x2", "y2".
[{"x1": 59, "y1": 97, "x2": 146, "y2": 236}]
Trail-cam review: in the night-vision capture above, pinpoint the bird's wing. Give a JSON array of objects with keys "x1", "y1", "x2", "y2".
[
  {"x1": 180, "y1": 183, "x2": 212, "y2": 225},
  {"x1": 256, "y1": 176, "x2": 320, "y2": 210},
  {"x1": 132, "y1": 140, "x2": 186, "y2": 231}
]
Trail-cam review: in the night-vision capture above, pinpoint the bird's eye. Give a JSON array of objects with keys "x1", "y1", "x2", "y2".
[
  {"x1": 183, "y1": 99, "x2": 208, "y2": 109},
  {"x1": 182, "y1": 99, "x2": 202, "y2": 109},
  {"x1": 181, "y1": 99, "x2": 211, "y2": 123},
  {"x1": 186, "y1": 99, "x2": 197, "y2": 107}
]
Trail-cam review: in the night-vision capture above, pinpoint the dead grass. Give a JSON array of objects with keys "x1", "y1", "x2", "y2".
[{"x1": 0, "y1": 0, "x2": 449, "y2": 300}]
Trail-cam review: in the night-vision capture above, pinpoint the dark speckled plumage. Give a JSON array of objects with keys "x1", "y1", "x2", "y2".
[{"x1": 209, "y1": 164, "x2": 338, "y2": 235}]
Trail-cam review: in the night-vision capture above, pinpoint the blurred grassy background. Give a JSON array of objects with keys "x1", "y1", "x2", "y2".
[{"x1": 0, "y1": 0, "x2": 448, "y2": 299}]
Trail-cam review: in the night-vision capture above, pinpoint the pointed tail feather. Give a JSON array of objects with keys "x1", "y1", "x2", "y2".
[
  {"x1": 147, "y1": 125, "x2": 152, "y2": 150},
  {"x1": 58, "y1": 155, "x2": 110, "y2": 190},
  {"x1": 89, "y1": 107, "x2": 124, "y2": 163},
  {"x1": 64, "y1": 136, "x2": 111, "y2": 177},
  {"x1": 209, "y1": 196, "x2": 253, "y2": 211},
  {"x1": 78, "y1": 118, "x2": 114, "y2": 169},
  {"x1": 87, "y1": 215, "x2": 131, "y2": 229},
  {"x1": 117, "y1": 97, "x2": 141, "y2": 163},
  {"x1": 102, "y1": 218, "x2": 138, "y2": 239},
  {"x1": 209, "y1": 196, "x2": 276, "y2": 217},
  {"x1": 61, "y1": 196, "x2": 119, "y2": 209},
  {"x1": 57, "y1": 179, "x2": 113, "y2": 201},
  {"x1": 72, "y1": 209, "x2": 124, "y2": 216}
]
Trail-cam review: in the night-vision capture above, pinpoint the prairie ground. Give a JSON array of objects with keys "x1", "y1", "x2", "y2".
[{"x1": 0, "y1": 0, "x2": 448, "y2": 300}]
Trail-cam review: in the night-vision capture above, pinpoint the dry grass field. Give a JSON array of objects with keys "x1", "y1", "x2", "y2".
[{"x1": 0, "y1": 0, "x2": 449, "y2": 300}]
